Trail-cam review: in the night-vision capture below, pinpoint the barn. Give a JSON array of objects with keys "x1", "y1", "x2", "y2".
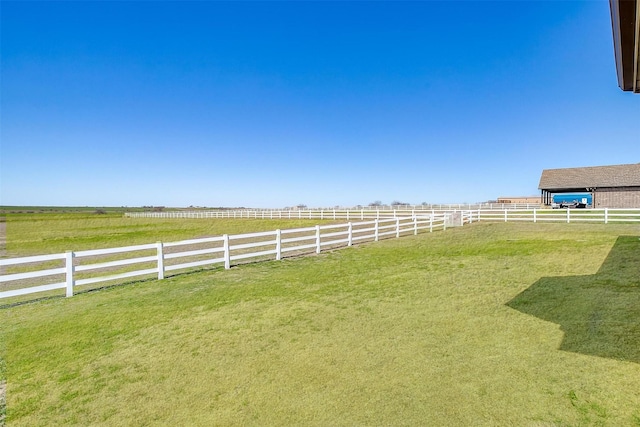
[{"x1": 539, "y1": 163, "x2": 640, "y2": 208}]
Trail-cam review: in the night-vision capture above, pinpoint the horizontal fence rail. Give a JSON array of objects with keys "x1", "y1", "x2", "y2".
[
  {"x1": 470, "y1": 208, "x2": 640, "y2": 224},
  {"x1": 0, "y1": 215, "x2": 448, "y2": 301},
  {"x1": 125, "y1": 205, "x2": 543, "y2": 220}
]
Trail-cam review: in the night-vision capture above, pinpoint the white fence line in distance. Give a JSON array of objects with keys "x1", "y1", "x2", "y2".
[
  {"x1": 471, "y1": 208, "x2": 640, "y2": 224},
  {"x1": 125, "y1": 205, "x2": 542, "y2": 220}
]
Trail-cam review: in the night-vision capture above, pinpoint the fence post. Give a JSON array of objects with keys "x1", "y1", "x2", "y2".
[
  {"x1": 375, "y1": 219, "x2": 379, "y2": 241},
  {"x1": 275, "y1": 229, "x2": 282, "y2": 261},
  {"x1": 348, "y1": 222, "x2": 353, "y2": 246},
  {"x1": 396, "y1": 218, "x2": 400, "y2": 238},
  {"x1": 347, "y1": 210, "x2": 350, "y2": 221},
  {"x1": 223, "y1": 234, "x2": 230, "y2": 269},
  {"x1": 504, "y1": 209, "x2": 508, "y2": 222},
  {"x1": 361, "y1": 209, "x2": 364, "y2": 220},
  {"x1": 604, "y1": 208, "x2": 608, "y2": 224},
  {"x1": 315, "y1": 225, "x2": 321, "y2": 254},
  {"x1": 414, "y1": 216, "x2": 418, "y2": 235},
  {"x1": 567, "y1": 209, "x2": 570, "y2": 223},
  {"x1": 333, "y1": 209, "x2": 336, "y2": 220},
  {"x1": 65, "y1": 251, "x2": 75, "y2": 298},
  {"x1": 430, "y1": 215, "x2": 433, "y2": 232},
  {"x1": 156, "y1": 242, "x2": 165, "y2": 280},
  {"x1": 533, "y1": 209, "x2": 537, "y2": 223}
]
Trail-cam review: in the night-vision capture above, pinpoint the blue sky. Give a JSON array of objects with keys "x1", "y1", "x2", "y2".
[{"x1": 1, "y1": 1, "x2": 638, "y2": 208}]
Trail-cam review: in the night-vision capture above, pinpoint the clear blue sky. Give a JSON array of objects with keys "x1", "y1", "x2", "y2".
[{"x1": 1, "y1": 1, "x2": 638, "y2": 208}]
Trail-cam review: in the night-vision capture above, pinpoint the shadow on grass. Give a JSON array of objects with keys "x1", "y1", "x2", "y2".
[{"x1": 507, "y1": 236, "x2": 640, "y2": 363}]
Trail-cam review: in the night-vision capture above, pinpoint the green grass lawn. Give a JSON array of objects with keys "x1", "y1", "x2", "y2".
[{"x1": 2, "y1": 221, "x2": 640, "y2": 425}]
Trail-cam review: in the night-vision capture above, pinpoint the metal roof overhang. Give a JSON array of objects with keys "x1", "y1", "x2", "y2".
[{"x1": 610, "y1": 0, "x2": 640, "y2": 92}]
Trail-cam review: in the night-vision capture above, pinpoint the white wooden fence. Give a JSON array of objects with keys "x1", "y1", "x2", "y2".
[
  {"x1": 125, "y1": 205, "x2": 541, "y2": 220},
  {"x1": 470, "y1": 208, "x2": 640, "y2": 223},
  {"x1": 125, "y1": 207, "x2": 640, "y2": 224},
  {"x1": 0, "y1": 215, "x2": 447, "y2": 301},
  {"x1": 5, "y1": 208, "x2": 636, "y2": 302}
]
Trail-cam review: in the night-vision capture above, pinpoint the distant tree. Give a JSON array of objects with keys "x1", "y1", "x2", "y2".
[
  {"x1": 296, "y1": 204, "x2": 307, "y2": 210},
  {"x1": 391, "y1": 200, "x2": 406, "y2": 206},
  {"x1": 369, "y1": 201, "x2": 382, "y2": 207}
]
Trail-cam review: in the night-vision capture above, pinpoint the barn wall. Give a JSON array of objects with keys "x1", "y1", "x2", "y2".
[{"x1": 594, "y1": 187, "x2": 640, "y2": 208}]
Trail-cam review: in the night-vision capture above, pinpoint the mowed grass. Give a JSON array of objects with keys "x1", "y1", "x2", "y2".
[{"x1": 2, "y1": 221, "x2": 640, "y2": 425}]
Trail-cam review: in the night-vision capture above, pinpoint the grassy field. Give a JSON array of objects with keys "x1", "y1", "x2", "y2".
[
  {"x1": 2, "y1": 212, "x2": 329, "y2": 257},
  {"x1": 1, "y1": 219, "x2": 640, "y2": 425}
]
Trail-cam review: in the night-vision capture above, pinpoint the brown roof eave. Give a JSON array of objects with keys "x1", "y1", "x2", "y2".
[{"x1": 610, "y1": 0, "x2": 639, "y2": 92}]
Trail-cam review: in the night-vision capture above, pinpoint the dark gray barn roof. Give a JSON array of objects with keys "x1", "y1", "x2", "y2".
[{"x1": 539, "y1": 163, "x2": 640, "y2": 191}]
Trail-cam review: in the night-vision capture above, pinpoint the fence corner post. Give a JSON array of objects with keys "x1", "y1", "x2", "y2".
[
  {"x1": 156, "y1": 242, "x2": 165, "y2": 280},
  {"x1": 375, "y1": 219, "x2": 379, "y2": 241},
  {"x1": 348, "y1": 222, "x2": 353, "y2": 246},
  {"x1": 65, "y1": 251, "x2": 75, "y2": 298}
]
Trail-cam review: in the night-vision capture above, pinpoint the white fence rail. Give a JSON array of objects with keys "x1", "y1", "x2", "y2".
[
  {"x1": 125, "y1": 205, "x2": 541, "y2": 220},
  {"x1": 0, "y1": 215, "x2": 448, "y2": 301},
  {"x1": 470, "y1": 208, "x2": 640, "y2": 223},
  {"x1": 6, "y1": 208, "x2": 634, "y2": 302}
]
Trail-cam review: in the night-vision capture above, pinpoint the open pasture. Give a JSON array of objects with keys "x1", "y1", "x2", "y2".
[
  {"x1": 2, "y1": 212, "x2": 329, "y2": 257},
  {"x1": 1, "y1": 221, "x2": 640, "y2": 425}
]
